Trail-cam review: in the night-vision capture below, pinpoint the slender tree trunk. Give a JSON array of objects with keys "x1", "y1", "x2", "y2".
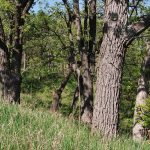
[
  {"x1": 89, "y1": 0, "x2": 96, "y2": 72},
  {"x1": 81, "y1": 53, "x2": 93, "y2": 124},
  {"x1": 70, "y1": 86, "x2": 79, "y2": 111},
  {"x1": 73, "y1": 0, "x2": 93, "y2": 124},
  {"x1": 80, "y1": 0, "x2": 97, "y2": 124},
  {"x1": 92, "y1": 0, "x2": 128, "y2": 138},
  {"x1": 51, "y1": 0, "x2": 76, "y2": 112},
  {"x1": 23, "y1": 51, "x2": 26, "y2": 71},
  {"x1": 51, "y1": 67, "x2": 73, "y2": 111},
  {"x1": 81, "y1": 3, "x2": 93, "y2": 121},
  {"x1": 133, "y1": 40, "x2": 150, "y2": 141}
]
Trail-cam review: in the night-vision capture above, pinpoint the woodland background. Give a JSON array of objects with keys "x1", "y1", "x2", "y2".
[{"x1": 0, "y1": 0, "x2": 150, "y2": 149}]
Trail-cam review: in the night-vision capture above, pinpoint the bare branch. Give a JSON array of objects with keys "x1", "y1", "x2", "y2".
[
  {"x1": 129, "y1": 0, "x2": 141, "y2": 19},
  {"x1": 22, "y1": 0, "x2": 34, "y2": 15}
]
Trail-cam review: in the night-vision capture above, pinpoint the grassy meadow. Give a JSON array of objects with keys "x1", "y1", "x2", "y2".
[{"x1": 0, "y1": 102, "x2": 150, "y2": 150}]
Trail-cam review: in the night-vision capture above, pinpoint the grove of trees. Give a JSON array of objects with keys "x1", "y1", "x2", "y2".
[{"x1": 0, "y1": 0, "x2": 150, "y2": 142}]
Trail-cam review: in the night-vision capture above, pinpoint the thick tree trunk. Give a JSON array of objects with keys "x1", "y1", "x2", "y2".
[
  {"x1": 92, "y1": 0, "x2": 128, "y2": 138},
  {"x1": 51, "y1": 67, "x2": 73, "y2": 111},
  {"x1": 0, "y1": 18, "x2": 11, "y2": 102},
  {"x1": 0, "y1": 41, "x2": 11, "y2": 101},
  {"x1": 9, "y1": 3, "x2": 23, "y2": 104},
  {"x1": 133, "y1": 40, "x2": 150, "y2": 141}
]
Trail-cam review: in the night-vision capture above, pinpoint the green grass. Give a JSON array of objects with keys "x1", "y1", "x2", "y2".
[{"x1": 0, "y1": 102, "x2": 150, "y2": 150}]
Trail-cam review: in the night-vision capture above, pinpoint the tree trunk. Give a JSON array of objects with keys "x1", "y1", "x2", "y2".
[
  {"x1": 0, "y1": 41, "x2": 11, "y2": 101},
  {"x1": 89, "y1": 0, "x2": 96, "y2": 72},
  {"x1": 73, "y1": 0, "x2": 93, "y2": 124},
  {"x1": 51, "y1": 67, "x2": 73, "y2": 111},
  {"x1": 9, "y1": 3, "x2": 23, "y2": 104},
  {"x1": 92, "y1": 0, "x2": 128, "y2": 138},
  {"x1": 0, "y1": 18, "x2": 11, "y2": 102},
  {"x1": 133, "y1": 40, "x2": 150, "y2": 141},
  {"x1": 80, "y1": 0, "x2": 97, "y2": 124},
  {"x1": 81, "y1": 52, "x2": 93, "y2": 124},
  {"x1": 70, "y1": 86, "x2": 79, "y2": 111},
  {"x1": 0, "y1": 1, "x2": 34, "y2": 103}
]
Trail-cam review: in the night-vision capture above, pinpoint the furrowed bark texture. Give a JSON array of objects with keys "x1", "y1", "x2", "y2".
[
  {"x1": 133, "y1": 40, "x2": 150, "y2": 141},
  {"x1": 0, "y1": 18, "x2": 11, "y2": 101},
  {"x1": 92, "y1": 0, "x2": 128, "y2": 138},
  {"x1": 0, "y1": 41, "x2": 10, "y2": 101}
]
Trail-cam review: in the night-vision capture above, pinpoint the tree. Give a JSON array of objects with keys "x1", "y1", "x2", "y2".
[
  {"x1": 51, "y1": 0, "x2": 76, "y2": 112},
  {"x1": 92, "y1": 0, "x2": 150, "y2": 138},
  {"x1": 0, "y1": 18, "x2": 10, "y2": 101},
  {"x1": 0, "y1": 0, "x2": 34, "y2": 103},
  {"x1": 133, "y1": 38, "x2": 150, "y2": 141},
  {"x1": 50, "y1": 0, "x2": 97, "y2": 124}
]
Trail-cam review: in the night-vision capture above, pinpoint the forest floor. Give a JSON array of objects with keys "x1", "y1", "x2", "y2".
[{"x1": 0, "y1": 102, "x2": 150, "y2": 150}]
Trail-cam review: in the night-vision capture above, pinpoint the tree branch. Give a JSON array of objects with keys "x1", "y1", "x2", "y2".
[
  {"x1": 129, "y1": 0, "x2": 141, "y2": 19},
  {"x1": 22, "y1": 0, "x2": 34, "y2": 15},
  {"x1": 125, "y1": 15, "x2": 150, "y2": 47}
]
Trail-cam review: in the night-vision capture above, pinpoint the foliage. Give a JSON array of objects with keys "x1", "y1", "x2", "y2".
[
  {"x1": 141, "y1": 97, "x2": 150, "y2": 129},
  {"x1": 0, "y1": 0, "x2": 14, "y2": 13},
  {"x1": 119, "y1": 38, "x2": 147, "y2": 133}
]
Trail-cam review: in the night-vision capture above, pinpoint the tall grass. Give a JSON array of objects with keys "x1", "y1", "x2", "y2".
[{"x1": 0, "y1": 102, "x2": 150, "y2": 150}]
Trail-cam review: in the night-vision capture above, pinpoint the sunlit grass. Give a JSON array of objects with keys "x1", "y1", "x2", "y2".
[{"x1": 0, "y1": 102, "x2": 150, "y2": 150}]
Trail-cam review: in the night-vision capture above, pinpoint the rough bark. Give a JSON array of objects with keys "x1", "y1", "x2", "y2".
[
  {"x1": 0, "y1": 41, "x2": 10, "y2": 101},
  {"x1": 92, "y1": 0, "x2": 150, "y2": 138},
  {"x1": 92, "y1": 0, "x2": 128, "y2": 138},
  {"x1": 133, "y1": 40, "x2": 150, "y2": 141},
  {"x1": 0, "y1": 18, "x2": 11, "y2": 101}
]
